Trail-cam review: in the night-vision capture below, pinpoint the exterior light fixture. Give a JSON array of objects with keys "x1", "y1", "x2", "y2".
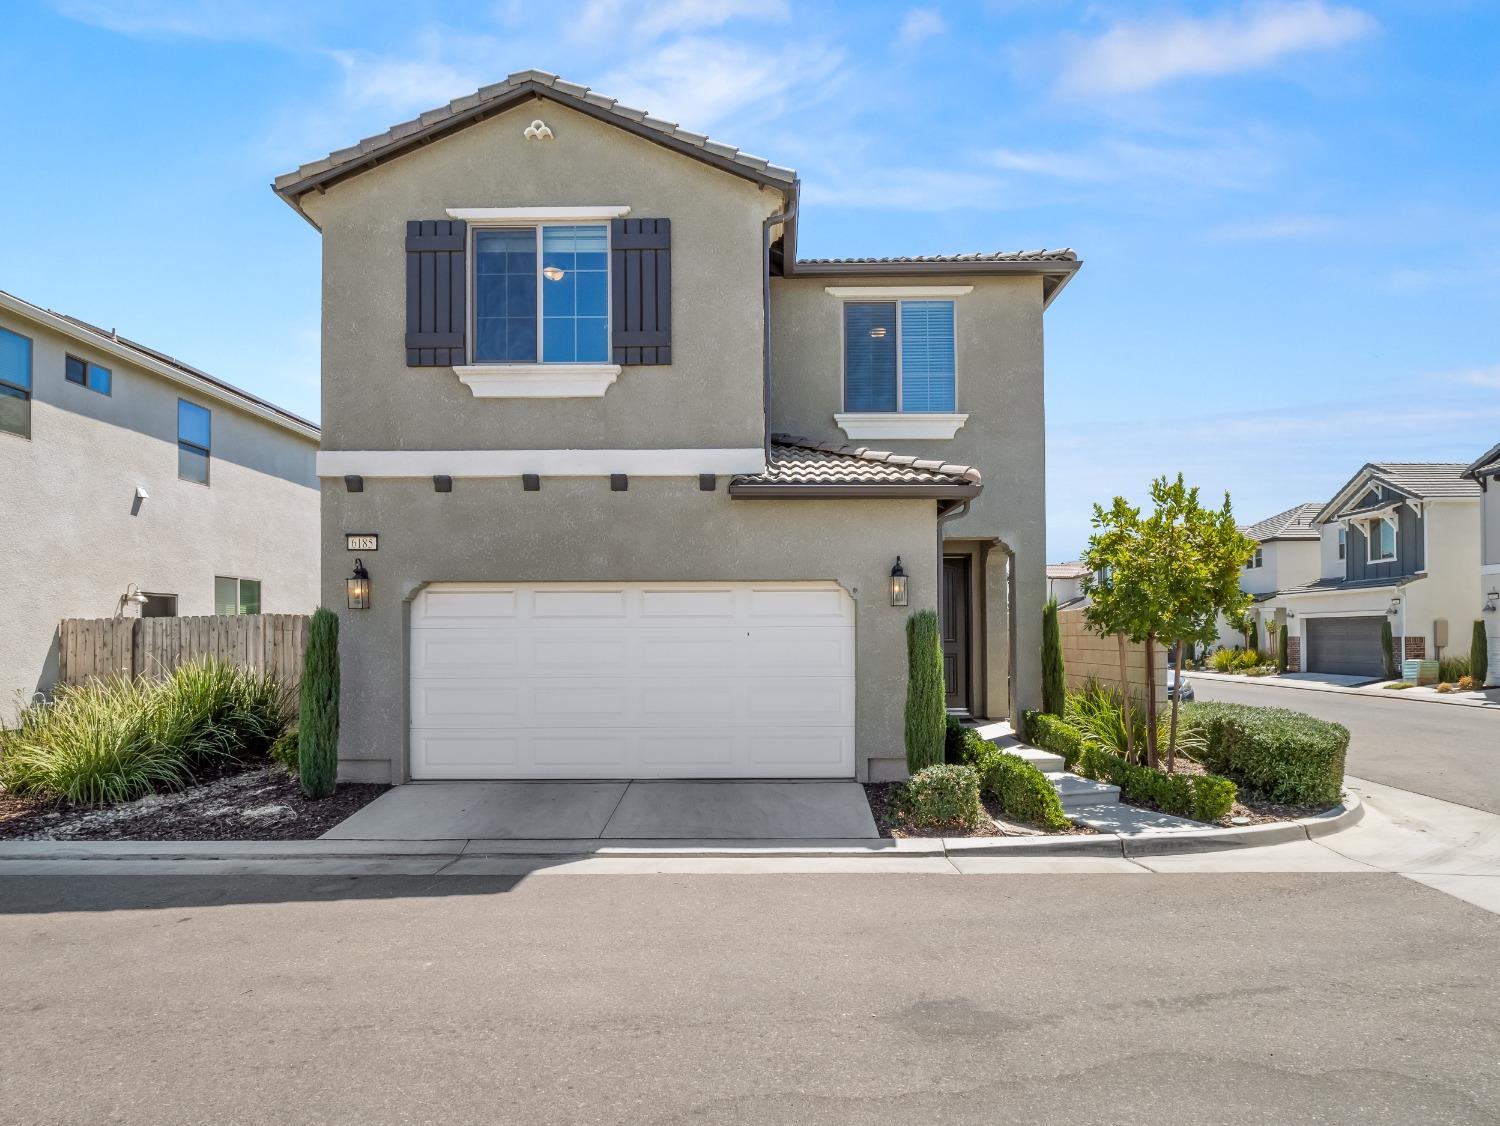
[
  {"x1": 117, "y1": 583, "x2": 149, "y2": 616},
  {"x1": 890, "y1": 557, "x2": 908, "y2": 607},
  {"x1": 1388, "y1": 598, "x2": 1401, "y2": 616},
  {"x1": 542, "y1": 266, "x2": 565, "y2": 282},
  {"x1": 347, "y1": 559, "x2": 371, "y2": 610},
  {"x1": 1485, "y1": 590, "x2": 1499, "y2": 613}
]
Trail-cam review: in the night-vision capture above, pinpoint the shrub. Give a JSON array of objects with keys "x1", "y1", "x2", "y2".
[
  {"x1": 1384, "y1": 681, "x2": 1415, "y2": 690},
  {"x1": 1210, "y1": 648, "x2": 1239, "y2": 672},
  {"x1": 1077, "y1": 745, "x2": 1236, "y2": 823},
  {"x1": 1437, "y1": 656, "x2": 1470, "y2": 684},
  {"x1": 1381, "y1": 620, "x2": 1397, "y2": 678},
  {"x1": 1233, "y1": 648, "x2": 1263, "y2": 671},
  {"x1": 1182, "y1": 701, "x2": 1347, "y2": 807},
  {"x1": 897, "y1": 764, "x2": 984, "y2": 828},
  {"x1": 1278, "y1": 627, "x2": 1289, "y2": 673},
  {"x1": 1245, "y1": 666, "x2": 1276, "y2": 677},
  {"x1": 1472, "y1": 620, "x2": 1489, "y2": 687},
  {"x1": 0, "y1": 661, "x2": 290, "y2": 806},
  {"x1": 904, "y1": 610, "x2": 945, "y2": 774},
  {"x1": 1041, "y1": 598, "x2": 1066, "y2": 716},
  {"x1": 270, "y1": 725, "x2": 300, "y2": 773},
  {"x1": 970, "y1": 747, "x2": 1069, "y2": 830},
  {"x1": 1063, "y1": 681, "x2": 1203, "y2": 764},
  {"x1": 1026, "y1": 711, "x2": 1085, "y2": 770},
  {"x1": 299, "y1": 607, "x2": 341, "y2": 799},
  {"x1": 943, "y1": 713, "x2": 968, "y2": 764},
  {"x1": 1459, "y1": 675, "x2": 1475, "y2": 691},
  {"x1": 1436, "y1": 682, "x2": 1454, "y2": 693}
]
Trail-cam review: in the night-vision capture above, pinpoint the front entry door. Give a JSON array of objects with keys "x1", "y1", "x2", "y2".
[{"x1": 941, "y1": 556, "x2": 971, "y2": 713}]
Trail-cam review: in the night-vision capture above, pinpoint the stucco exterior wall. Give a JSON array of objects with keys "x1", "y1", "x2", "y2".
[
  {"x1": 1481, "y1": 484, "x2": 1500, "y2": 568},
  {"x1": 768, "y1": 274, "x2": 1047, "y2": 716},
  {"x1": 0, "y1": 311, "x2": 319, "y2": 720},
  {"x1": 322, "y1": 479, "x2": 938, "y2": 783},
  {"x1": 303, "y1": 100, "x2": 782, "y2": 454}
]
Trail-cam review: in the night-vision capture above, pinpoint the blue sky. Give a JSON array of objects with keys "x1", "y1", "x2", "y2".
[{"x1": 3, "y1": 1, "x2": 1498, "y2": 558}]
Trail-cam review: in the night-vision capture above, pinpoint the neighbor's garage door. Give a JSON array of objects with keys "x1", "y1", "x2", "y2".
[
  {"x1": 409, "y1": 582, "x2": 856, "y2": 779},
  {"x1": 1304, "y1": 616, "x2": 1387, "y2": 677}
]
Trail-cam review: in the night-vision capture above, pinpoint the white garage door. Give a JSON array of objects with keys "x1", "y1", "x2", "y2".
[{"x1": 409, "y1": 582, "x2": 857, "y2": 779}]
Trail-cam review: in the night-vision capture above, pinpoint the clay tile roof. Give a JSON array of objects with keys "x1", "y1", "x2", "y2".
[
  {"x1": 273, "y1": 69, "x2": 798, "y2": 201},
  {"x1": 1046, "y1": 562, "x2": 1092, "y2": 580},
  {"x1": 730, "y1": 435, "x2": 981, "y2": 494},
  {"x1": 1243, "y1": 502, "x2": 1324, "y2": 542}
]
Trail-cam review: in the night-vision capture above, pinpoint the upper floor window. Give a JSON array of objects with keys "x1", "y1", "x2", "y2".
[
  {"x1": 65, "y1": 354, "x2": 112, "y2": 395},
  {"x1": 214, "y1": 576, "x2": 260, "y2": 616},
  {"x1": 0, "y1": 325, "x2": 32, "y2": 438},
  {"x1": 843, "y1": 299, "x2": 956, "y2": 413},
  {"x1": 178, "y1": 399, "x2": 211, "y2": 484},
  {"x1": 472, "y1": 224, "x2": 608, "y2": 364},
  {"x1": 1369, "y1": 516, "x2": 1397, "y2": 562},
  {"x1": 1337, "y1": 527, "x2": 1346, "y2": 560},
  {"x1": 1245, "y1": 546, "x2": 1264, "y2": 570}
]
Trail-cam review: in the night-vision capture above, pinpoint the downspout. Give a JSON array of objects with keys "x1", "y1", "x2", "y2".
[
  {"x1": 936, "y1": 497, "x2": 973, "y2": 611},
  {"x1": 761, "y1": 202, "x2": 797, "y2": 463}
]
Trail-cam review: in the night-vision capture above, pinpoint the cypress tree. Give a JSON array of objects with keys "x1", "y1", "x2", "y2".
[
  {"x1": 1380, "y1": 618, "x2": 1397, "y2": 679},
  {"x1": 1041, "y1": 598, "x2": 1066, "y2": 715},
  {"x1": 299, "y1": 607, "x2": 340, "y2": 799},
  {"x1": 904, "y1": 610, "x2": 945, "y2": 773},
  {"x1": 1473, "y1": 619, "x2": 1489, "y2": 687},
  {"x1": 1278, "y1": 624, "x2": 1289, "y2": 673}
]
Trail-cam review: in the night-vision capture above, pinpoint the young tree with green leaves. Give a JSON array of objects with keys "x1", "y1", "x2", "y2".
[
  {"x1": 1041, "y1": 597, "x2": 1066, "y2": 716},
  {"x1": 1081, "y1": 497, "x2": 1147, "y2": 764}
]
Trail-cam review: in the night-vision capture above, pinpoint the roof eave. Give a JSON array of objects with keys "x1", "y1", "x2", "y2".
[
  {"x1": 728, "y1": 482, "x2": 982, "y2": 499},
  {"x1": 273, "y1": 80, "x2": 797, "y2": 217}
]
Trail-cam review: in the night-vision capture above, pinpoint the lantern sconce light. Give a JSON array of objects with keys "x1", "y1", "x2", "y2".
[
  {"x1": 890, "y1": 557, "x2": 908, "y2": 607},
  {"x1": 1387, "y1": 598, "x2": 1401, "y2": 616},
  {"x1": 347, "y1": 559, "x2": 371, "y2": 610},
  {"x1": 1485, "y1": 590, "x2": 1498, "y2": 613}
]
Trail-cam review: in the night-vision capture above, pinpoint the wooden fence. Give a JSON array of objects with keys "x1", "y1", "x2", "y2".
[{"x1": 56, "y1": 615, "x2": 310, "y2": 690}]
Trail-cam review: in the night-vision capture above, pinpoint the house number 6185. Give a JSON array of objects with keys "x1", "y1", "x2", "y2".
[{"x1": 346, "y1": 534, "x2": 378, "y2": 551}]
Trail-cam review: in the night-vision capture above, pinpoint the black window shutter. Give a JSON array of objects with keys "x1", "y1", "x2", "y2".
[
  {"x1": 405, "y1": 219, "x2": 467, "y2": 367},
  {"x1": 611, "y1": 218, "x2": 671, "y2": 365}
]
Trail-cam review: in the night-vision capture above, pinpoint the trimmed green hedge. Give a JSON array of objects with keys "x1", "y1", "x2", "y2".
[
  {"x1": 957, "y1": 727, "x2": 1070, "y2": 830},
  {"x1": 1182, "y1": 701, "x2": 1347, "y2": 806},
  {"x1": 1078, "y1": 745, "x2": 1236, "y2": 823},
  {"x1": 899, "y1": 763, "x2": 984, "y2": 828},
  {"x1": 1023, "y1": 710, "x2": 1084, "y2": 770}
]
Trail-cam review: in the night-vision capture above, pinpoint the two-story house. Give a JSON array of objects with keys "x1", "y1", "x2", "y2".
[
  {"x1": 1277, "y1": 464, "x2": 1480, "y2": 677},
  {"x1": 1212, "y1": 502, "x2": 1323, "y2": 651},
  {"x1": 272, "y1": 70, "x2": 1079, "y2": 784},
  {"x1": 0, "y1": 289, "x2": 321, "y2": 717},
  {"x1": 1461, "y1": 442, "x2": 1500, "y2": 684},
  {"x1": 1046, "y1": 562, "x2": 1091, "y2": 609}
]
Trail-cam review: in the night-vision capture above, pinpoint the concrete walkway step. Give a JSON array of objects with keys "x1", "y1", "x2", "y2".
[
  {"x1": 1068, "y1": 803, "x2": 1205, "y2": 835},
  {"x1": 1046, "y1": 772, "x2": 1121, "y2": 811},
  {"x1": 1005, "y1": 744, "x2": 1066, "y2": 772}
]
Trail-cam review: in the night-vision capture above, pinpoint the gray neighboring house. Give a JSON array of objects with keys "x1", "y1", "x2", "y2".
[
  {"x1": 0, "y1": 289, "x2": 321, "y2": 718},
  {"x1": 273, "y1": 69, "x2": 1080, "y2": 784}
]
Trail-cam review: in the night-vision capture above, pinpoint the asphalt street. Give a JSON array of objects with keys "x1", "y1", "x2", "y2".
[
  {"x1": 1190, "y1": 677, "x2": 1500, "y2": 814},
  {"x1": 3, "y1": 871, "x2": 1498, "y2": 1125}
]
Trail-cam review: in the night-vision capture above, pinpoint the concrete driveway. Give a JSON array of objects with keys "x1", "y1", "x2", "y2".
[{"x1": 321, "y1": 780, "x2": 880, "y2": 841}]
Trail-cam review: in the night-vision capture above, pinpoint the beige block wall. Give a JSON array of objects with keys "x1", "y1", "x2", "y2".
[{"x1": 1056, "y1": 608, "x2": 1168, "y2": 707}]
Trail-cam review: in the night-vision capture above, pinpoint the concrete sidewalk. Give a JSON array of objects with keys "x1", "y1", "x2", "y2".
[{"x1": 1188, "y1": 669, "x2": 1500, "y2": 708}]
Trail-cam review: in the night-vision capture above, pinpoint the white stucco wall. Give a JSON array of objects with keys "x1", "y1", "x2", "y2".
[{"x1": 0, "y1": 311, "x2": 320, "y2": 720}]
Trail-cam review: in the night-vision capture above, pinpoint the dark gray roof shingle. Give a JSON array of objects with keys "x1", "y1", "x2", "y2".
[
  {"x1": 1243, "y1": 502, "x2": 1324, "y2": 541},
  {"x1": 797, "y1": 249, "x2": 1077, "y2": 266},
  {"x1": 730, "y1": 435, "x2": 981, "y2": 492}
]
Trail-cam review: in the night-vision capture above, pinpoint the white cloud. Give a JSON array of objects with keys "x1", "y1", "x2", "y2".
[
  {"x1": 572, "y1": 0, "x2": 788, "y2": 45},
  {"x1": 328, "y1": 37, "x2": 492, "y2": 115},
  {"x1": 52, "y1": 0, "x2": 310, "y2": 41},
  {"x1": 804, "y1": 166, "x2": 1011, "y2": 211},
  {"x1": 988, "y1": 132, "x2": 1279, "y2": 192},
  {"x1": 1439, "y1": 364, "x2": 1500, "y2": 391},
  {"x1": 1058, "y1": 2, "x2": 1378, "y2": 97},
  {"x1": 896, "y1": 8, "x2": 946, "y2": 49},
  {"x1": 596, "y1": 36, "x2": 843, "y2": 132}
]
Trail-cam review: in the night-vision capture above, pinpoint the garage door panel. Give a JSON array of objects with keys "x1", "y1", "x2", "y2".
[
  {"x1": 1305, "y1": 616, "x2": 1386, "y2": 678},
  {"x1": 410, "y1": 581, "x2": 856, "y2": 779}
]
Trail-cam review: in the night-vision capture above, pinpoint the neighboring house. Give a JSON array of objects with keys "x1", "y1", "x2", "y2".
[
  {"x1": 1461, "y1": 442, "x2": 1500, "y2": 685},
  {"x1": 1274, "y1": 464, "x2": 1480, "y2": 677},
  {"x1": 1211, "y1": 502, "x2": 1323, "y2": 651},
  {"x1": 1046, "y1": 562, "x2": 1091, "y2": 608},
  {"x1": 0, "y1": 289, "x2": 321, "y2": 718},
  {"x1": 272, "y1": 69, "x2": 1080, "y2": 784}
]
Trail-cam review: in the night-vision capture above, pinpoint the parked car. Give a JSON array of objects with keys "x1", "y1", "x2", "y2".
[{"x1": 1167, "y1": 669, "x2": 1195, "y2": 701}]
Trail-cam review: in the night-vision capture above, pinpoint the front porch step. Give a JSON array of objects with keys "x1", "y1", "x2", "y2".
[{"x1": 1045, "y1": 771, "x2": 1121, "y2": 811}]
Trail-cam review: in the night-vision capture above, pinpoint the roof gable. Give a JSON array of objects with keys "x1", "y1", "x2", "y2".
[{"x1": 1316, "y1": 462, "x2": 1477, "y2": 523}]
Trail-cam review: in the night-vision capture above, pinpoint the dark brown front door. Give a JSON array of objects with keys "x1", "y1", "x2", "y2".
[{"x1": 941, "y1": 555, "x2": 971, "y2": 712}]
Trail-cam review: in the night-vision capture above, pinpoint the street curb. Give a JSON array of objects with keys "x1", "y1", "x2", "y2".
[
  {"x1": 1186, "y1": 671, "x2": 1500, "y2": 710},
  {"x1": 0, "y1": 795, "x2": 1364, "y2": 868}
]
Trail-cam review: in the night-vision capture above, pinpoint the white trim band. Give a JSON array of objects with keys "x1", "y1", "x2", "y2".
[
  {"x1": 445, "y1": 206, "x2": 631, "y2": 222},
  {"x1": 834, "y1": 412, "x2": 968, "y2": 440},
  {"x1": 317, "y1": 449, "x2": 768, "y2": 479},
  {"x1": 454, "y1": 364, "x2": 621, "y2": 398},
  {"x1": 823, "y1": 285, "x2": 973, "y2": 298}
]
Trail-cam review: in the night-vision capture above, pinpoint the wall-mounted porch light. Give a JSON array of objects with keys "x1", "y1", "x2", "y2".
[
  {"x1": 1485, "y1": 590, "x2": 1499, "y2": 613},
  {"x1": 1388, "y1": 598, "x2": 1402, "y2": 616},
  {"x1": 890, "y1": 557, "x2": 908, "y2": 607},
  {"x1": 116, "y1": 583, "x2": 149, "y2": 617},
  {"x1": 347, "y1": 559, "x2": 371, "y2": 610}
]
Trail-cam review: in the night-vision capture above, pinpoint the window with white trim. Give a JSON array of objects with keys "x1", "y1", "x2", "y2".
[
  {"x1": 1369, "y1": 516, "x2": 1397, "y2": 562},
  {"x1": 1337, "y1": 527, "x2": 1346, "y2": 560},
  {"x1": 1245, "y1": 546, "x2": 1264, "y2": 570},
  {"x1": 0, "y1": 325, "x2": 32, "y2": 438},
  {"x1": 472, "y1": 224, "x2": 608, "y2": 364},
  {"x1": 178, "y1": 399, "x2": 211, "y2": 484},
  {"x1": 65, "y1": 354, "x2": 111, "y2": 395},
  {"x1": 214, "y1": 576, "x2": 261, "y2": 616},
  {"x1": 843, "y1": 299, "x2": 956, "y2": 413}
]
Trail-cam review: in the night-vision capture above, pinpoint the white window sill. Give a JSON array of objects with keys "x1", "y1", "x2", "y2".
[
  {"x1": 834, "y1": 412, "x2": 968, "y2": 440},
  {"x1": 454, "y1": 364, "x2": 621, "y2": 399}
]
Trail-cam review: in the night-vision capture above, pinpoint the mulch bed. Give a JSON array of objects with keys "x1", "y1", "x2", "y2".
[
  {"x1": 0, "y1": 765, "x2": 388, "y2": 841},
  {"x1": 862, "y1": 783, "x2": 1095, "y2": 839}
]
